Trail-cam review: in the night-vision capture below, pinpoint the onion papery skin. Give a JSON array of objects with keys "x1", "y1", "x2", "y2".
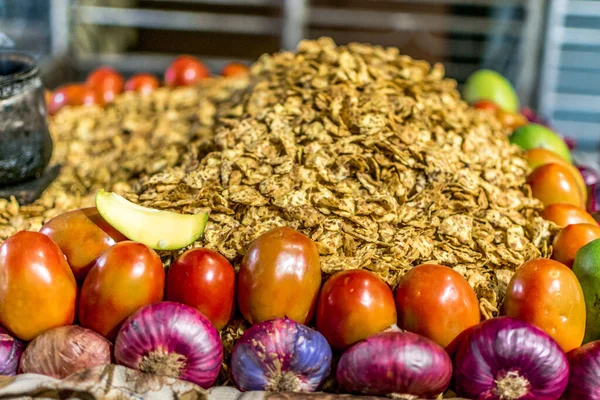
[
  {"x1": 114, "y1": 301, "x2": 222, "y2": 388},
  {"x1": 588, "y1": 183, "x2": 600, "y2": 215},
  {"x1": 19, "y1": 325, "x2": 111, "y2": 378},
  {"x1": 336, "y1": 331, "x2": 452, "y2": 397},
  {"x1": 0, "y1": 326, "x2": 23, "y2": 375},
  {"x1": 231, "y1": 318, "x2": 332, "y2": 392},
  {"x1": 578, "y1": 165, "x2": 600, "y2": 187},
  {"x1": 563, "y1": 340, "x2": 600, "y2": 400},
  {"x1": 453, "y1": 317, "x2": 569, "y2": 400}
]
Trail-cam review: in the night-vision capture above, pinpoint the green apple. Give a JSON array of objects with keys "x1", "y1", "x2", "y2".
[
  {"x1": 95, "y1": 189, "x2": 208, "y2": 250},
  {"x1": 573, "y1": 238, "x2": 600, "y2": 343},
  {"x1": 510, "y1": 123, "x2": 572, "y2": 163},
  {"x1": 463, "y1": 69, "x2": 519, "y2": 112}
]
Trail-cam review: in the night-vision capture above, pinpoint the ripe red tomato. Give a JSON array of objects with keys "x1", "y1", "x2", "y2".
[
  {"x1": 541, "y1": 203, "x2": 597, "y2": 228},
  {"x1": 316, "y1": 269, "x2": 397, "y2": 350},
  {"x1": 40, "y1": 207, "x2": 128, "y2": 284},
  {"x1": 79, "y1": 241, "x2": 165, "y2": 340},
  {"x1": 552, "y1": 223, "x2": 600, "y2": 267},
  {"x1": 124, "y1": 73, "x2": 160, "y2": 95},
  {"x1": 395, "y1": 264, "x2": 480, "y2": 348},
  {"x1": 86, "y1": 67, "x2": 124, "y2": 104},
  {"x1": 528, "y1": 163, "x2": 585, "y2": 208},
  {"x1": 238, "y1": 227, "x2": 321, "y2": 325},
  {"x1": 472, "y1": 99, "x2": 500, "y2": 111},
  {"x1": 504, "y1": 258, "x2": 585, "y2": 352},
  {"x1": 0, "y1": 231, "x2": 77, "y2": 341},
  {"x1": 165, "y1": 56, "x2": 210, "y2": 87},
  {"x1": 48, "y1": 84, "x2": 102, "y2": 115},
  {"x1": 221, "y1": 62, "x2": 249, "y2": 77},
  {"x1": 166, "y1": 248, "x2": 235, "y2": 330}
]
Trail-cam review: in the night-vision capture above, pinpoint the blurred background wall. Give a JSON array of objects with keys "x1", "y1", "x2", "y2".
[{"x1": 0, "y1": 0, "x2": 598, "y2": 148}]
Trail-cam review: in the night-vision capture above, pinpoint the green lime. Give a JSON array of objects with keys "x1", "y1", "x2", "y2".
[
  {"x1": 573, "y1": 238, "x2": 600, "y2": 343},
  {"x1": 462, "y1": 69, "x2": 519, "y2": 112},
  {"x1": 510, "y1": 124, "x2": 572, "y2": 163}
]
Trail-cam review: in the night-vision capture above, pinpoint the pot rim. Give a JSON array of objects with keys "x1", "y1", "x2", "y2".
[{"x1": 0, "y1": 53, "x2": 39, "y2": 88}]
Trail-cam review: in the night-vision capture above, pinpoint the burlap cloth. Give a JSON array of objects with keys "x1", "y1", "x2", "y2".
[{"x1": 0, "y1": 365, "x2": 468, "y2": 400}]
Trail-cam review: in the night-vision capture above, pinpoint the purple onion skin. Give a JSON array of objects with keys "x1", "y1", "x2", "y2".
[
  {"x1": 336, "y1": 331, "x2": 452, "y2": 398},
  {"x1": 588, "y1": 183, "x2": 600, "y2": 215},
  {"x1": 453, "y1": 317, "x2": 569, "y2": 400},
  {"x1": 564, "y1": 341, "x2": 600, "y2": 400},
  {"x1": 0, "y1": 326, "x2": 23, "y2": 376},
  {"x1": 114, "y1": 301, "x2": 222, "y2": 388},
  {"x1": 231, "y1": 318, "x2": 332, "y2": 392},
  {"x1": 578, "y1": 165, "x2": 600, "y2": 187}
]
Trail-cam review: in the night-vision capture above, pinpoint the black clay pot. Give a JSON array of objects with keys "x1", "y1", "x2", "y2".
[{"x1": 0, "y1": 53, "x2": 52, "y2": 187}]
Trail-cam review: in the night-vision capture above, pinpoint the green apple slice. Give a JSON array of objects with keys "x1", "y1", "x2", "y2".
[{"x1": 95, "y1": 189, "x2": 208, "y2": 250}]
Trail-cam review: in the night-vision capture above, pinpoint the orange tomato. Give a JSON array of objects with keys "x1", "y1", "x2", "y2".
[
  {"x1": 316, "y1": 269, "x2": 397, "y2": 350},
  {"x1": 395, "y1": 264, "x2": 480, "y2": 348},
  {"x1": 541, "y1": 203, "x2": 597, "y2": 228},
  {"x1": 166, "y1": 248, "x2": 235, "y2": 330},
  {"x1": 527, "y1": 163, "x2": 585, "y2": 208},
  {"x1": 238, "y1": 227, "x2": 321, "y2": 325},
  {"x1": 124, "y1": 73, "x2": 160, "y2": 95},
  {"x1": 40, "y1": 207, "x2": 128, "y2": 284},
  {"x1": 525, "y1": 148, "x2": 587, "y2": 204},
  {"x1": 164, "y1": 56, "x2": 210, "y2": 87},
  {"x1": 472, "y1": 99, "x2": 499, "y2": 111},
  {"x1": 47, "y1": 84, "x2": 102, "y2": 115},
  {"x1": 504, "y1": 258, "x2": 585, "y2": 352},
  {"x1": 495, "y1": 109, "x2": 527, "y2": 130},
  {"x1": 221, "y1": 62, "x2": 249, "y2": 77},
  {"x1": 86, "y1": 66, "x2": 124, "y2": 104},
  {"x1": 79, "y1": 241, "x2": 165, "y2": 340},
  {"x1": 552, "y1": 223, "x2": 600, "y2": 267},
  {"x1": 0, "y1": 231, "x2": 77, "y2": 341}
]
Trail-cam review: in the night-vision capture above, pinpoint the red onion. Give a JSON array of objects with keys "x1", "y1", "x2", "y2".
[
  {"x1": 231, "y1": 318, "x2": 332, "y2": 392},
  {"x1": 453, "y1": 317, "x2": 569, "y2": 400},
  {"x1": 563, "y1": 340, "x2": 600, "y2": 400},
  {"x1": 19, "y1": 325, "x2": 111, "y2": 378},
  {"x1": 0, "y1": 326, "x2": 23, "y2": 376},
  {"x1": 578, "y1": 165, "x2": 600, "y2": 187},
  {"x1": 588, "y1": 183, "x2": 600, "y2": 215},
  {"x1": 114, "y1": 301, "x2": 222, "y2": 388},
  {"x1": 336, "y1": 331, "x2": 452, "y2": 397}
]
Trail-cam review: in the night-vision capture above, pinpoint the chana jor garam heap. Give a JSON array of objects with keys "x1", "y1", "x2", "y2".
[{"x1": 1, "y1": 38, "x2": 556, "y2": 333}]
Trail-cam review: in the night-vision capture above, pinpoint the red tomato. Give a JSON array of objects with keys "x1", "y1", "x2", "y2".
[
  {"x1": 166, "y1": 248, "x2": 235, "y2": 330},
  {"x1": 552, "y1": 223, "x2": 600, "y2": 267},
  {"x1": 504, "y1": 258, "x2": 585, "y2": 352},
  {"x1": 124, "y1": 73, "x2": 160, "y2": 95},
  {"x1": 541, "y1": 203, "x2": 597, "y2": 228},
  {"x1": 395, "y1": 264, "x2": 480, "y2": 348},
  {"x1": 86, "y1": 66, "x2": 124, "y2": 104},
  {"x1": 40, "y1": 207, "x2": 128, "y2": 284},
  {"x1": 238, "y1": 227, "x2": 321, "y2": 325},
  {"x1": 472, "y1": 99, "x2": 500, "y2": 111},
  {"x1": 0, "y1": 231, "x2": 77, "y2": 341},
  {"x1": 48, "y1": 84, "x2": 102, "y2": 115},
  {"x1": 165, "y1": 56, "x2": 210, "y2": 87},
  {"x1": 528, "y1": 163, "x2": 585, "y2": 208},
  {"x1": 316, "y1": 269, "x2": 397, "y2": 350},
  {"x1": 79, "y1": 241, "x2": 165, "y2": 340},
  {"x1": 221, "y1": 62, "x2": 249, "y2": 77}
]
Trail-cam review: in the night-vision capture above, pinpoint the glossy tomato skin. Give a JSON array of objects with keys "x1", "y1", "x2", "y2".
[
  {"x1": 541, "y1": 203, "x2": 597, "y2": 228},
  {"x1": 221, "y1": 62, "x2": 249, "y2": 77},
  {"x1": 48, "y1": 84, "x2": 102, "y2": 115},
  {"x1": 316, "y1": 269, "x2": 397, "y2": 350},
  {"x1": 166, "y1": 248, "x2": 235, "y2": 330},
  {"x1": 472, "y1": 99, "x2": 499, "y2": 111},
  {"x1": 40, "y1": 207, "x2": 128, "y2": 284},
  {"x1": 86, "y1": 67, "x2": 124, "y2": 104},
  {"x1": 238, "y1": 227, "x2": 321, "y2": 325},
  {"x1": 504, "y1": 258, "x2": 585, "y2": 352},
  {"x1": 124, "y1": 73, "x2": 160, "y2": 95},
  {"x1": 552, "y1": 223, "x2": 600, "y2": 267},
  {"x1": 395, "y1": 264, "x2": 480, "y2": 348},
  {"x1": 165, "y1": 56, "x2": 210, "y2": 87},
  {"x1": 79, "y1": 241, "x2": 165, "y2": 340},
  {"x1": 0, "y1": 231, "x2": 77, "y2": 341},
  {"x1": 527, "y1": 163, "x2": 585, "y2": 208}
]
